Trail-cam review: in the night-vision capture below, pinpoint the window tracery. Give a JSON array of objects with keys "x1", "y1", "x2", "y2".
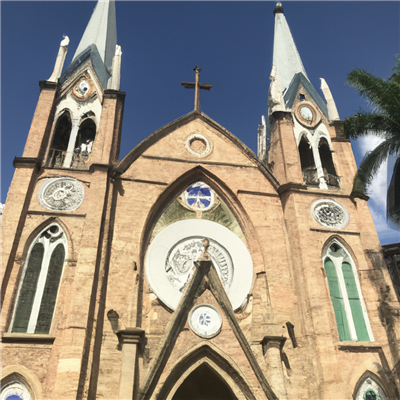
[
  {"x1": 10, "y1": 224, "x2": 67, "y2": 334},
  {"x1": 355, "y1": 376, "x2": 387, "y2": 400},
  {"x1": 0, "y1": 381, "x2": 32, "y2": 400},
  {"x1": 323, "y1": 240, "x2": 373, "y2": 341}
]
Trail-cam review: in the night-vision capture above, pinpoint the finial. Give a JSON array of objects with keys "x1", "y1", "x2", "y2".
[
  {"x1": 274, "y1": 1, "x2": 284, "y2": 15},
  {"x1": 198, "y1": 238, "x2": 211, "y2": 261},
  {"x1": 48, "y1": 35, "x2": 70, "y2": 82}
]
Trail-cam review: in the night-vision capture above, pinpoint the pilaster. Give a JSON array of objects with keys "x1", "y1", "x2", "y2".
[{"x1": 117, "y1": 328, "x2": 145, "y2": 400}]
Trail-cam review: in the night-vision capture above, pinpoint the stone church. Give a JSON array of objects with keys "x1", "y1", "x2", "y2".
[{"x1": 1, "y1": 2, "x2": 400, "y2": 399}]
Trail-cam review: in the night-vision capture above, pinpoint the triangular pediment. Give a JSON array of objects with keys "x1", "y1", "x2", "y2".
[
  {"x1": 284, "y1": 72, "x2": 328, "y2": 119},
  {"x1": 138, "y1": 259, "x2": 277, "y2": 400},
  {"x1": 116, "y1": 111, "x2": 279, "y2": 189},
  {"x1": 60, "y1": 44, "x2": 111, "y2": 90}
]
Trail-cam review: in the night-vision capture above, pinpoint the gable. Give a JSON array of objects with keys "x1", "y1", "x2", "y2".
[
  {"x1": 116, "y1": 111, "x2": 279, "y2": 191},
  {"x1": 284, "y1": 72, "x2": 328, "y2": 119}
]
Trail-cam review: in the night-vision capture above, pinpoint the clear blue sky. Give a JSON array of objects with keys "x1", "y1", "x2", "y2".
[{"x1": 1, "y1": 1, "x2": 399, "y2": 243}]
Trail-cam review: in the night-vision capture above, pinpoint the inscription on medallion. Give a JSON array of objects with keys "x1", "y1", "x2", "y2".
[
  {"x1": 39, "y1": 177, "x2": 84, "y2": 211},
  {"x1": 165, "y1": 237, "x2": 233, "y2": 293}
]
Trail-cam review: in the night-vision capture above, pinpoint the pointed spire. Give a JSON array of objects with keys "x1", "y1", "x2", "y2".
[
  {"x1": 272, "y1": 2, "x2": 308, "y2": 92},
  {"x1": 72, "y1": 0, "x2": 117, "y2": 72}
]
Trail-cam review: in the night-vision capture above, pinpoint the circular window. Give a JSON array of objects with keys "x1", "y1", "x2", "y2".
[
  {"x1": 189, "y1": 304, "x2": 222, "y2": 338},
  {"x1": 39, "y1": 177, "x2": 85, "y2": 212},
  {"x1": 311, "y1": 199, "x2": 349, "y2": 229},
  {"x1": 185, "y1": 133, "x2": 212, "y2": 157}
]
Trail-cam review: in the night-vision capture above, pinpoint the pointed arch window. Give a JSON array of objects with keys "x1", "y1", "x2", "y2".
[
  {"x1": 323, "y1": 241, "x2": 373, "y2": 341},
  {"x1": 318, "y1": 138, "x2": 339, "y2": 187},
  {"x1": 71, "y1": 117, "x2": 96, "y2": 168},
  {"x1": 355, "y1": 376, "x2": 387, "y2": 400},
  {"x1": 0, "y1": 380, "x2": 33, "y2": 400},
  {"x1": 298, "y1": 136, "x2": 318, "y2": 185},
  {"x1": 48, "y1": 111, "x2": 72, "y2": 168},
  {"x1": 11, "y1": 224, "x2": 67, "y2": 334}
]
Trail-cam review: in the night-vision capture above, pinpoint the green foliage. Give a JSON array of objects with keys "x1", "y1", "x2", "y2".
[{"x1": 343, "y1": 57, "x2": 400, "y2": 225}]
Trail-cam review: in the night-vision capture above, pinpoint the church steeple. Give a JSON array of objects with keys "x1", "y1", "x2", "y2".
[
  {"x1": 272, "y1": 2, "x2": 308, "y2": 93},
  {"x1": 72, "y1": 0, "x2": 117, "y2": 73}
]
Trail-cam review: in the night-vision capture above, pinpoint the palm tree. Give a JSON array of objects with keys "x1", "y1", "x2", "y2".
[{"x1": 344, "y1": 57, "x2": 400, "y2": 225}]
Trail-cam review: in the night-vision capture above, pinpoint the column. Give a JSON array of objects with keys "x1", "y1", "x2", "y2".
[{"x1": 262, "y1": 336, "x2": 288, "y2": 399}]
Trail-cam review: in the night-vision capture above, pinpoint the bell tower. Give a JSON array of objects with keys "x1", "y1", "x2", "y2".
[
  {"x1": 1, "y1": 2, "x2": 126, "y2": 398},
  {"x1": 259, "y1": 1, "x2": 345, "y2": 191}
]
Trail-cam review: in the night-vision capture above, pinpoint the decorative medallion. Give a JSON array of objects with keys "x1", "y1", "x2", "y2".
[
  {"x1": 311, "y1": 199, "x2": 349, "y2": 229},
  {"x1": 145, "y1": 219, "x2": 253, "y2": 311},
  {"x1": 185, "y1": 133, "x2": 212, "y2": 157},
  {"x1": 72, "y1": 76, "x2": 94, "y2": 101},
  {"x1": 77, "y1": 80, "x2": 90, "y2": 96},
  {"x1": 39, "y1": 177, "x2": 84, "y2": 212},
  {"x1": 294, "y1": 101, "x2": 321, "y2": 128},
  {"x1": 189, "y1": 304, "x2": 222, "y2": 338},
  {"x1": 181, "y1": 182, "x2": 215, "y2": 211},
  {"x1": 166, "y1": 236, "x2": 233, "y2": 292}
]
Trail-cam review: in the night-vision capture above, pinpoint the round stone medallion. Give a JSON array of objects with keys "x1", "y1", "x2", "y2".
[
  {"x1": 145, "y1": 219, "x2": 253, "y2": 311},
  {"x1": 311, "y1": 199, "x2": 349, "y2": 229},
  {"x1": 39, "y1": 177, "x2": 84, "y2": 212},
  {"x1": 189, "y1": 304, "x2": 222, "y2": 338},
  {"x1": 185, "y1": 133, "x2": 212, "y2": 157}
]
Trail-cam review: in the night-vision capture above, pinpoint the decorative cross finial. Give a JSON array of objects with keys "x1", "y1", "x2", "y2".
[{"x1": 181, "y1": 66, "x2": 214, "y2": 111}]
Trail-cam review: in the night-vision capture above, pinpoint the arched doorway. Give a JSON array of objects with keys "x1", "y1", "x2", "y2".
[{"x1": 172, "y1": 364, "x2": 237, "y2": 400}]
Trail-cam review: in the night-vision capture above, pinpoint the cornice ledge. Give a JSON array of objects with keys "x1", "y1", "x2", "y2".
[
  {"x1": 117, "y1": 328, "x2": 145, "y2": 345},
  {"x1": 39, "y1": 80, "x2": 58, "y2": 91},
  {"x1": 277, "y1": 182, "x2": 307, "y2": 195},
  {"x1": 13, "y1": 157, "x2": 39, "y2": 169},
  {"x1": 89, "y1": 163, "x2": 112, "y2": 173},
  {"x1": 104, "y1": 89, "x2": 126, "y2": 100},
  {"x1": 2, "y1": 333, "x2": 55, "y2": 344}
]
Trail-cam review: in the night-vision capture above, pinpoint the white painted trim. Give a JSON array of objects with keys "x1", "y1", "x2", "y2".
[
  {"x1": 0, "y1": 381, "x2": 32, "y2": 400},
  {"x1": 145, "y1": 219, "x2": 253, "y2": 311},
  {"x1": 355, "y1": 377, "x2": 387, "y2": 400},
  {"x1": 323, "y1": 239, "x2": 374, "y2": 341}
]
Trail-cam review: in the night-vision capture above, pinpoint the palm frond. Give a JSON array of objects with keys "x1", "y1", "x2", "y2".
[
  {"x1": 346, "y1": 67, "x2": 400, "y2": 119},
  {"x1": 343, "y1": 112, "x2": 396, "y2": 139},
  {"x1": 351, "y1": 138, "x2": 400, "y2": 197}
]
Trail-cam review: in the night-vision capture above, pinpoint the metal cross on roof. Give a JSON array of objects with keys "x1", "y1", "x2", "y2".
[{"x1": 181, "y1": 66, "x2": 213, "y2": 111}]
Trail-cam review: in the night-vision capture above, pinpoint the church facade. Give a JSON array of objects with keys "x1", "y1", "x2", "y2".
[{"x1": 1, "y1": 2, "x2": 400, "y2": 400}]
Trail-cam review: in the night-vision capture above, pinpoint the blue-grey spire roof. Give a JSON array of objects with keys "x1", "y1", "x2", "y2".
[
  {"x1": 272, "y1": 2, "x2": 308, "y2": 93},
  {"x1": 72, "y1": 0, "x2": 117, "y2": 72}
]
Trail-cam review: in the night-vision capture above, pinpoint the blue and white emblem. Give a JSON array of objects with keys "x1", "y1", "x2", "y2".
[{"x1": 184, "y1": 182, "x2": 214, "y2": 211}]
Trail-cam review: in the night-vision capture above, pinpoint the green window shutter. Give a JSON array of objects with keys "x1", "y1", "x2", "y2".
[
  {"x1": 342, "y1": 262, "x2": 369, "y2": 341},
  {"x1": 324, "y1": 258, "x2": 351, "y2": 341},
  {"x1": 12, "y1": 243, "x2": 44, "y2": 333},
  {"x1": 35, "y1": 244, "x2": 65, "y2": 334}
]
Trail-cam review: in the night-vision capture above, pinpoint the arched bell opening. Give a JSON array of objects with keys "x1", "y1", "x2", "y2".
[
  {"x1": 47, "y1": 111, "x2": 72, "y2": 168},
  {"x1": 318, "y1": 138, "x2": 339, "y2": 187},
  {"x1": 71, "y1": 117, "x2": 96, "y2": 169},
  {"x1": 298, "y1": 136, "x2": 317, "y2": 185},
  {"x1": 172, "y1": 363, "x2": 238, "y2": 400}
]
